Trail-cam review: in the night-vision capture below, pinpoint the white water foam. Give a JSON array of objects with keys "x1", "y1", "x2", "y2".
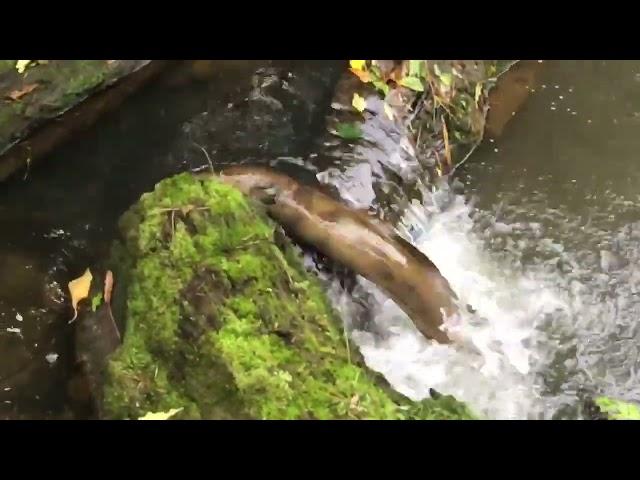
[
  {"x1": 329, "y1": 187, "x2": 576, "y2": 419},
  {"x1": 327, "y1": 180, "x2": 640, "y2": 419}
]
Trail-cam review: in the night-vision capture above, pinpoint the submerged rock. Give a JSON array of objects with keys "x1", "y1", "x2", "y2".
[{"x1": 76, "y1": 173, "x2": 474, "y2": 420}]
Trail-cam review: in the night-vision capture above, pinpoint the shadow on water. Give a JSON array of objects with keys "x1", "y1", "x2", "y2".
[{"x1": 0, "y1": 60, "x2": 344, "y2": 419}]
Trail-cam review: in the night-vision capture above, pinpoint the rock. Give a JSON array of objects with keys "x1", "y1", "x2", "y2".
[
  {"x1": 0, "y1": 60, "x2": 171, "y2": 182},
  {"x1": 78, "y1": 173, "x2": 473, "y2": 420}
]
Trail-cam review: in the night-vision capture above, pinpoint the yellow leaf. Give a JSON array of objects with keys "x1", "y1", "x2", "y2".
[
  {"x1": 138, "y1": 408, "x2": 183, "y2": 420},
  {"x1": 350, "y1": 60, "x2": 366, "y2": 71},
  {"x1": 352, "y1": 93, "x2": 366, "y2": 113},
  {"x1": 383, "y1": 102, "x2": 395, "y2": 121},
  {"x1": 68, "y1": 268, "x2": 93, "y2": 322},
  {"x1": 349, "y1": 68, "x2": 372, "y2": 83},
  {"x1": 16, "y1": 60, "x2": 32, "y2": 74},
  {"x1": 475, "y1": 82, "x2": 483, "y2": 107}
]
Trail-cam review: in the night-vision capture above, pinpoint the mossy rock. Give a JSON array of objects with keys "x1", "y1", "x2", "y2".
[
  {"x1": 92, "y1": 172, "x2": 474, "y2": 419},
  {"x1": 0, "y1": 60, "x2": 170, "y2": 182}
]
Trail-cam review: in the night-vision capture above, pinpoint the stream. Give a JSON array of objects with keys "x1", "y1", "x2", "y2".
[{"x1": 0, "y1": 60, "x2": 637, "y2": 419}]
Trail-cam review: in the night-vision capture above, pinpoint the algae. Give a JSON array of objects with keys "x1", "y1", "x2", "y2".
[{"x1": 100, "y1": 173, "x2": 474, "y2": 420}]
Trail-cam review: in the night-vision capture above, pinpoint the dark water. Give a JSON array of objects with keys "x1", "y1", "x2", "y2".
[
  {"x1": 0, "y1": 60, "x2": 343, "y2": 419},
  {"x1": 458, "y1": 60, "x2": 640, "y2": 417}
]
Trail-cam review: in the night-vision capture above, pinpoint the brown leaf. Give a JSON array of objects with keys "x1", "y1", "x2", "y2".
[
  {"x1": 68, "y1": 268, "x2": 93, "y2": 322},
  {"x1": 104, "y1": 270, "x2": 114, "y2": 304},
  {"x1": 6, "y1": 83, "x2": 38, "y2": 101}
]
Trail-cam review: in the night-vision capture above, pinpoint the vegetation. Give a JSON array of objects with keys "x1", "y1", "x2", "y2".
[
  {"x1": 595, "y1": 397, "x2": 640, "y2": 420},
  {"x1": 341, "y1": 60, "x2": 503, "y2": 175}
]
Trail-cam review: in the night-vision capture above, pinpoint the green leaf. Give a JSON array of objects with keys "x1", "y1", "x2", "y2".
[
  {"x1": 372, "y1": 80, "x2": 389, "y2": 96},
  {"x1": 91, "y1": 292, "x2": 103, "y2": 312},
  {"x1": 439, "y1": 73, "x2": 453, "y2": 87},
  {"x1": 334, "y1": 122, "x2": 363, "y2": 140},
  {"x1": 595, "y1": 397, "x2": 640, "y2": 420},
  {"x1": 409, "y1": 60, "x2": 423, "y2": 77},
  {"x1": 399, "y1": 76, "x2": 424, "y2": 92}
]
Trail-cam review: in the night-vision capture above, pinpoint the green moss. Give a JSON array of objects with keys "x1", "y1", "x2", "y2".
[
  {"x1": 0, "y1": 60, "x2": 16, "y2": 74},
  {"x1": 102, "y1": 173, "x2": 474, "y2": 420}
]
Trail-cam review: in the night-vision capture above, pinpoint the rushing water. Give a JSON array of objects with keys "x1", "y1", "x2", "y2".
[
  {"x1": 327, "y1": 60, "x2": 640, "y2": 419},
  {"x1": 1, "y1": 59, "x2": 638, "y2": 419}
]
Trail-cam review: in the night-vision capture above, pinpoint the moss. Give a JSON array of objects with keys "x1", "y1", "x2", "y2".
[
  {"x1": 0, "y1": 60, "x2": 16, "y2": 74},
  {"x1": 102, "y1": 173, "x2": 474, "y2": 419}
]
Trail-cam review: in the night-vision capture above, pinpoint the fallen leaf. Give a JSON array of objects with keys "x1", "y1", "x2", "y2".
[
  {"x1": 399, "y1": 76, "x2": 424, "y2": 92},
  {"x1": 6, "y1": 83, "x2": 39, "y2": 101},
  {"x1": 474, "y1": 82, "x2": 483, "y2": 107},
  {"x1": 334, "y1": 122, "x2": 363, "y2": 140},
  {"x1": 442, "y1": 118, "x2": 452, "y2": 171},
  {"x1": 438, "y1": 73, "x2": 453, "y2": 87},
  {"x1": 138, "y1": 407, "x2": 183, "y2": 420},
  {"x1": 91, "y1": 293, "x2": 103, "y2": 312},
  {"x1": 104, "y1": 270, "x2": 114, "y2": 304},
  {"x1": 68, "y1": 268, "x2": 93, "y2": 322},
  {"x1": 349, "y1": 68, "x2": 372, "y2": 83},
  {"x1": 349, "y1": 60, "x2": 366, "y2": 71},
  {"x1": 15, "y1": 60, "x2": 32, "y2": 74},
  {"x1": 595, "y1": 397, "x2": 640, "y2": 420},
  {"x1": 372, "y1": 80, "x2": 389, "y2": 96},
  {"x1": 352, "y1": 93, "x2": 367, "y2": 113},
  {"x1": 388, "y1": 66, "x2": 404, "y2": 83}
]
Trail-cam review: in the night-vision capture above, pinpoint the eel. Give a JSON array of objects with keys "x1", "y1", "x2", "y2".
[{"x1": 203, "y1": 165, "x2": 460, "y2": 344}]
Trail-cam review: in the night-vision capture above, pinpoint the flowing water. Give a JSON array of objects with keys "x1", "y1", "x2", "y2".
[
  {"x1": 1, "y1": 59, "x2": 637, "y2": 419},
  {"x1": 334, "y1": 60, "x2": 640, "y2": 419}
]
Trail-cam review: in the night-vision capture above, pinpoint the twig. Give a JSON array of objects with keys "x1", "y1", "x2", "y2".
[
  {"x1": 442, "y1": 116, "x2": 452, "y2": 173},
  {"x1": 193, "y1": 142, "x2": 214, "y2": 173}
]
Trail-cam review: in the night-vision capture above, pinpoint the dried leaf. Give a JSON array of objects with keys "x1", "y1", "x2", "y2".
[
  {"x1": 442, "y1": 118, "x2": 452, "y2": 171},
  {"x1": 389, "y1": 67, "x2": 404, "y2": 83},
  {"x1": 15, "y1": 60, "x2": 32, "y2": 74},
  {"x1": 7, "y1": 83, "x2": 38, "y2": 101},
  {"x1": 399, "y1": 76, "x2": 424, "y2": 92},
  {"x1": 138, "y1": 408, "x2": 183, "y2": 420},
  {"x1": 352, "y1": 93, "x2": 367, "y2": 112},
  {"x1": 349, "y1": 60, "x2": 366, "y2": 71},
  {"x1": 104, "y1": 270, "x2": 114, "y2": 304},
  {"x1": 349, "y1": 68, "x2": 372, "y2": 83},
  {"x1": 68, "y1": 268, "x2": 93, "y2": 322}
]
